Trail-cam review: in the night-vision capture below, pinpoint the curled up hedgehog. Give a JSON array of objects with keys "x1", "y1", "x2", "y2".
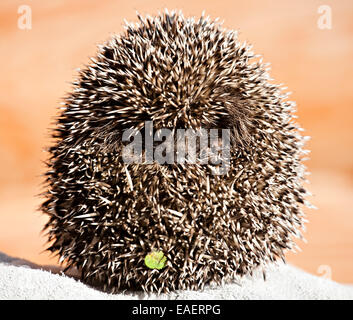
[{"x1": 41, "y1": 11, "x2": 311, "y2": 293}]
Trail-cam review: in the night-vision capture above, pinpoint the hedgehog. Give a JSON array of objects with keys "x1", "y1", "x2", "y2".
[{"x1": 41, "y1": 10, "x2": 310, "y2": 294}]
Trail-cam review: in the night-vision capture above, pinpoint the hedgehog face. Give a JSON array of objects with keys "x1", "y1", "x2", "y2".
[{"x1": 42, "y1": 11, "x2": 309, "y2": 293}]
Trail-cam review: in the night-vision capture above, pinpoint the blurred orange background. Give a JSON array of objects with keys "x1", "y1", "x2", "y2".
[{"x1": 0, "y1": 0, "x2": 352, "y2": 283}]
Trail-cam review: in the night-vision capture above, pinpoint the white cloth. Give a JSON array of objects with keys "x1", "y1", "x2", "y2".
[{"x1": 0, "y1": 252, "x2": 352, "y2": 300}]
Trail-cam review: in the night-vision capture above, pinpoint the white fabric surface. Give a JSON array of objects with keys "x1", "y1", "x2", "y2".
[{"x1": 0, "y1": 252, "x2": 352, "y2": 300}]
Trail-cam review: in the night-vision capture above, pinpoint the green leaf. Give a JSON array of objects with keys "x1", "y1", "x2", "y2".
[{"x1": 144, "y1": 251, "x2": 167, "y2": 270}]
